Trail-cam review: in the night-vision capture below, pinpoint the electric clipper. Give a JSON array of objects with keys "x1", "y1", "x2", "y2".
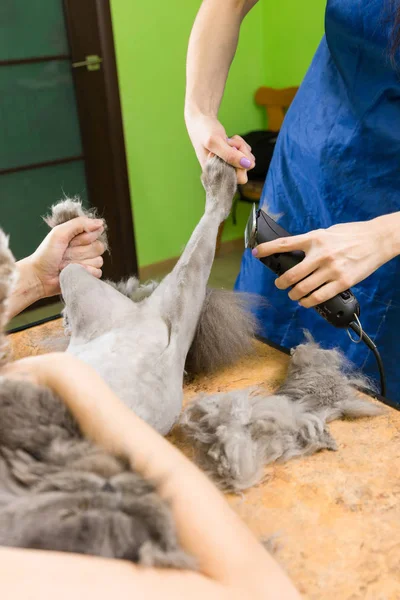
[{"x1": 245, "y1": 204, "x2": 360, "y2": 328}]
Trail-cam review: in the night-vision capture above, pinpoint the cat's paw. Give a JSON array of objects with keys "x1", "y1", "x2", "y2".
[
  {"x1": 44, "y1": 198, "x2": 108, "y2": 250},
  {"x1": 201, "y1": 156, "x2": 237, "y2": 220},
  {"x1": 0, "y1": 230, "x2": 17, "y2": 322},
  {"x1": 44, "y1": 198, "x2": 87, "y2": 227}
]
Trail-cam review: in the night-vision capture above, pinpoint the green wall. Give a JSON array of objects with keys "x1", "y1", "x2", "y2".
[
  {"x1": 110, "y1": 1, "x2": 325, "y2": 268},
  {"x1": 263, "y1": 0, "x2": 326, "y2": 87}
]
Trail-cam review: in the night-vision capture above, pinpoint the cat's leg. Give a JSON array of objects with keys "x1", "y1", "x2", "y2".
[
  {"x1": 59, "y1": 265, "x2": 136, "y2": 341},
  {"x1": 0, "y1": 231, "x2": 18, "y2": 365},
  {"x1": 150, "y1": 156, "x2": 237, "y2": 357},
  {"x1": 44, "y1": 198, "x2": 109, "y2": 334}
]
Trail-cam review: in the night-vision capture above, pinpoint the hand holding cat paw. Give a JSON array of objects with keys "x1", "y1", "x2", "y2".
[{"x1": 29, "y1": 217, "x2": 106, "y2": 298}]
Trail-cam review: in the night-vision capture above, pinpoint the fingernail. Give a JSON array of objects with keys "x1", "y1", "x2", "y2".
[
  {"x1": 226, "y1": 137, "x2": 231, "y2": 141},
  {"x1": 93, "y1": 219, "x2": 104, "y2": 227},
  {"x1": 240, "y1": 157, "x2": 252, "y2": 169},
  {"x1": 251, "y1": 247, "x2": 258, "y2": 257}
]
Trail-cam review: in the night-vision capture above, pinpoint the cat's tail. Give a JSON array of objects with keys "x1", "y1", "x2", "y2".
[
  {"x1": 185, "y1": 288, "x2": 261, "y2": 376},
  {"x1": 109, "y1": 281, "x2": 262, "y2": 375},
  {"x1": 0, "y1": 231, "x2": 18, "y2": 364},
  {"x1": 43, "y1": 197, "x2": 109, "y2": 251}
]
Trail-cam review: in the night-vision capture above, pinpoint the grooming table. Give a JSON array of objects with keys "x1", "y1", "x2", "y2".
[{"x1": 9, "y1": 319, "x2": 400, "y2": 599}]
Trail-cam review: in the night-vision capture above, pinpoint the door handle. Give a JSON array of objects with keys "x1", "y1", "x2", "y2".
[{"x1": 72, "y1": 54, "x2": 103, "y2": 71}]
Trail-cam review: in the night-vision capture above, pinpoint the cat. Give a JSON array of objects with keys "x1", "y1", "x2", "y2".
[
  {"x1": 45, "y1": 157, "x2": 256, "y2": 435},
  {"x1": 0, "y1": 156, "x2": 250, "y2": 564}
]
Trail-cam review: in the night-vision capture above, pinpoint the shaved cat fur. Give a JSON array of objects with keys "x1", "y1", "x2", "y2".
[
  {"x1": 46, "y1": 205, "x2": 258, "y2": 377},
  {"x1": 180, "y1": 336, "x2": 384, "y2": 491},
  {"x1": 104, "y1": 282, "x2": 259, "y2": 377},
  {"x1": 0, "y1": 233, "x2": 193, "y2": 566},
  {"x1": 45, "y1": 157, "x2": 258, "y2": 435}
]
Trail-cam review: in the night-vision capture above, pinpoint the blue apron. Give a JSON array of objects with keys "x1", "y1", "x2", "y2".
[{"x1": 235, "y1": 0, "x2": 400, "y2": 401}]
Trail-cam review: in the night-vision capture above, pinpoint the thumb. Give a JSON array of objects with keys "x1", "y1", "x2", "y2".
[
  {"x1": 51, "y1": 217, "x2": 104, "y2": 246},
  {"x1": 207, "y1": 136, "x2": 253, "y2": 170}
]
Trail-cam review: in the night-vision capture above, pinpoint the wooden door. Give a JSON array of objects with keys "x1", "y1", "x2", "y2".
[{"x1": 0, "y1": 0, "x2": 137, "y2": 290}]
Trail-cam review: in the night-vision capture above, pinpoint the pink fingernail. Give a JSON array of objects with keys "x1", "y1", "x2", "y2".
[
  {"x1": 240, "y1": 157, "x2": 252, "y2": 169},
  {"x1": 252, "y1": 248, "x2": 258, "y2": 257}
]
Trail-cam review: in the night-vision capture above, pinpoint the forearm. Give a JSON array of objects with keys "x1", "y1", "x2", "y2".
[
  {"x1": 7, "y1": 257, "x2": 43, "y2": 320},
  {"x1": 372, "y1": 211, "x2": 400, "y2": 261},
  {"x1": 0, "y1": 547, "x2": 239, "y2": 600},
  {"x1": 41, "y1": 354, "x2": 298, "y2": 598},
  {"x1": 185, "y1": 0, "x2": 257, "y2": 119}
]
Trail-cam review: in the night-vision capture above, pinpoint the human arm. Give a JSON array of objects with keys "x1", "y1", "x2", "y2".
[
  {"x1": 0, "y1": 547, "x2": 240, "y2": 600},
  {"x1": 252, "y1": 213, "x2": 400, "y2": 307},
  {"x1": 2, "y1": 353, "x2": 300, "y2": 599},
  {"x1": 8, "y1": 217, "x2": 105, "y2": 319},
  {"x1": 185, "y1": 0, "x2": 257, "y2": 183}
]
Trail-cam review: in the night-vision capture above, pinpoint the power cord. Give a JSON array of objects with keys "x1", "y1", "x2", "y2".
[{"x1": 348, "y1": 321, "x2": 387, "y2": 398}]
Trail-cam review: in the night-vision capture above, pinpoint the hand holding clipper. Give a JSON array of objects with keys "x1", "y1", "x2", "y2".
[{"x1": 244, "y1": 205, "x2": 360, "y2": 328}]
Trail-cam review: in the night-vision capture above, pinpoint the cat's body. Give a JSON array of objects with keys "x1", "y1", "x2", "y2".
[
  {"x1": 58, "y1": 157, "x2": 241, "y2": 434},
  {"x1": 63, "y1": 278, "x2": 180, "y2": 434}
]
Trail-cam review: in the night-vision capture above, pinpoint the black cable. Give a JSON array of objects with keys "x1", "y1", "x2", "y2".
[
  {"x1": 348, "y1": 321, "x2": 387, "y2": 398},
  {"x1": 6, "y1": 313, "x2": 62, "y2": 335}
]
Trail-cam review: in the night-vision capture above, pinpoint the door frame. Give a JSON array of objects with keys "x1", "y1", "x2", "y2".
[{"x1": 63, "y1": 0, "x2": 138, "y2": 281}]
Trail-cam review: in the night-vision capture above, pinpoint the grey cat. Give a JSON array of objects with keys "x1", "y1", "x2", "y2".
[
  {"x1": 0, "y1": 157, "x2": 257, "y2": 560},
  {"x1": 45, "y1": 157, "x2": 257, "y2": 435},
  {"x1": 180, "y1": 334, "x2": 384, "y2": 491},
  {"x1": 46, "y1": 213, "x2": 259, "y2": 382},
  {"x1": 0, "y1": 230, "x2": 193, "y2": 566}
]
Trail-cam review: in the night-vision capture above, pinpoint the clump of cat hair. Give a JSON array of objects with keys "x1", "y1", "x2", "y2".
[
  {"x1": 106, "y1": 277, "x2": 159, "y2": 303},
  {"x1": 179, "y1": 336, "x2": 384, "y2": 491}
]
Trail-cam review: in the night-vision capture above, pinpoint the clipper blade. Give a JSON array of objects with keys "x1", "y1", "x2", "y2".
[{"x1": 244, "y1": 203, "x2": 258, "y2": 249}]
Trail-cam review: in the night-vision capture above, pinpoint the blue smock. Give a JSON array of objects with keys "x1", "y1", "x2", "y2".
[{"x1": 235, "y1": 0, "x2": 400, "y2": 401}]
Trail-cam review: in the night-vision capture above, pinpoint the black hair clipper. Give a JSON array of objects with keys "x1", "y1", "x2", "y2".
[{"x1": 245, "y1": 205, "x2": 360, "y2": 328}]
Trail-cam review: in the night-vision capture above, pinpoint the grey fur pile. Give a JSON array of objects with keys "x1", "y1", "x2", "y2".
[
  {"x1": 180, "y1": 335, "x2": 384, "y2": 491},
  {"x1": 0, "y1": 231, "x2": 193, "y2": 567}
]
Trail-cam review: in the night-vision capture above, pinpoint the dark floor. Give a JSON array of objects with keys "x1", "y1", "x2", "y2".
[{"x1": 9, "y1": 245, "x2": 244, "y2": 331}]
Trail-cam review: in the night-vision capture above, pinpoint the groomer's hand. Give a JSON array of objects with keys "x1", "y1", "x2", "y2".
[
  {"x1": 252, "y1": 217, "x2": 396, "y2": 307},
  {"x1": 185, "y1": 113, "x2": 255, "y2": 184},
  {"x1": 29, "y1": 217, "x2": 106, "y2": 298}
]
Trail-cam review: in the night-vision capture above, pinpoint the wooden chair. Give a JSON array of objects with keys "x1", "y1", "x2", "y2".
[{"x1": 215, "y1": 86, "x2": 298, "y2": 254}]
